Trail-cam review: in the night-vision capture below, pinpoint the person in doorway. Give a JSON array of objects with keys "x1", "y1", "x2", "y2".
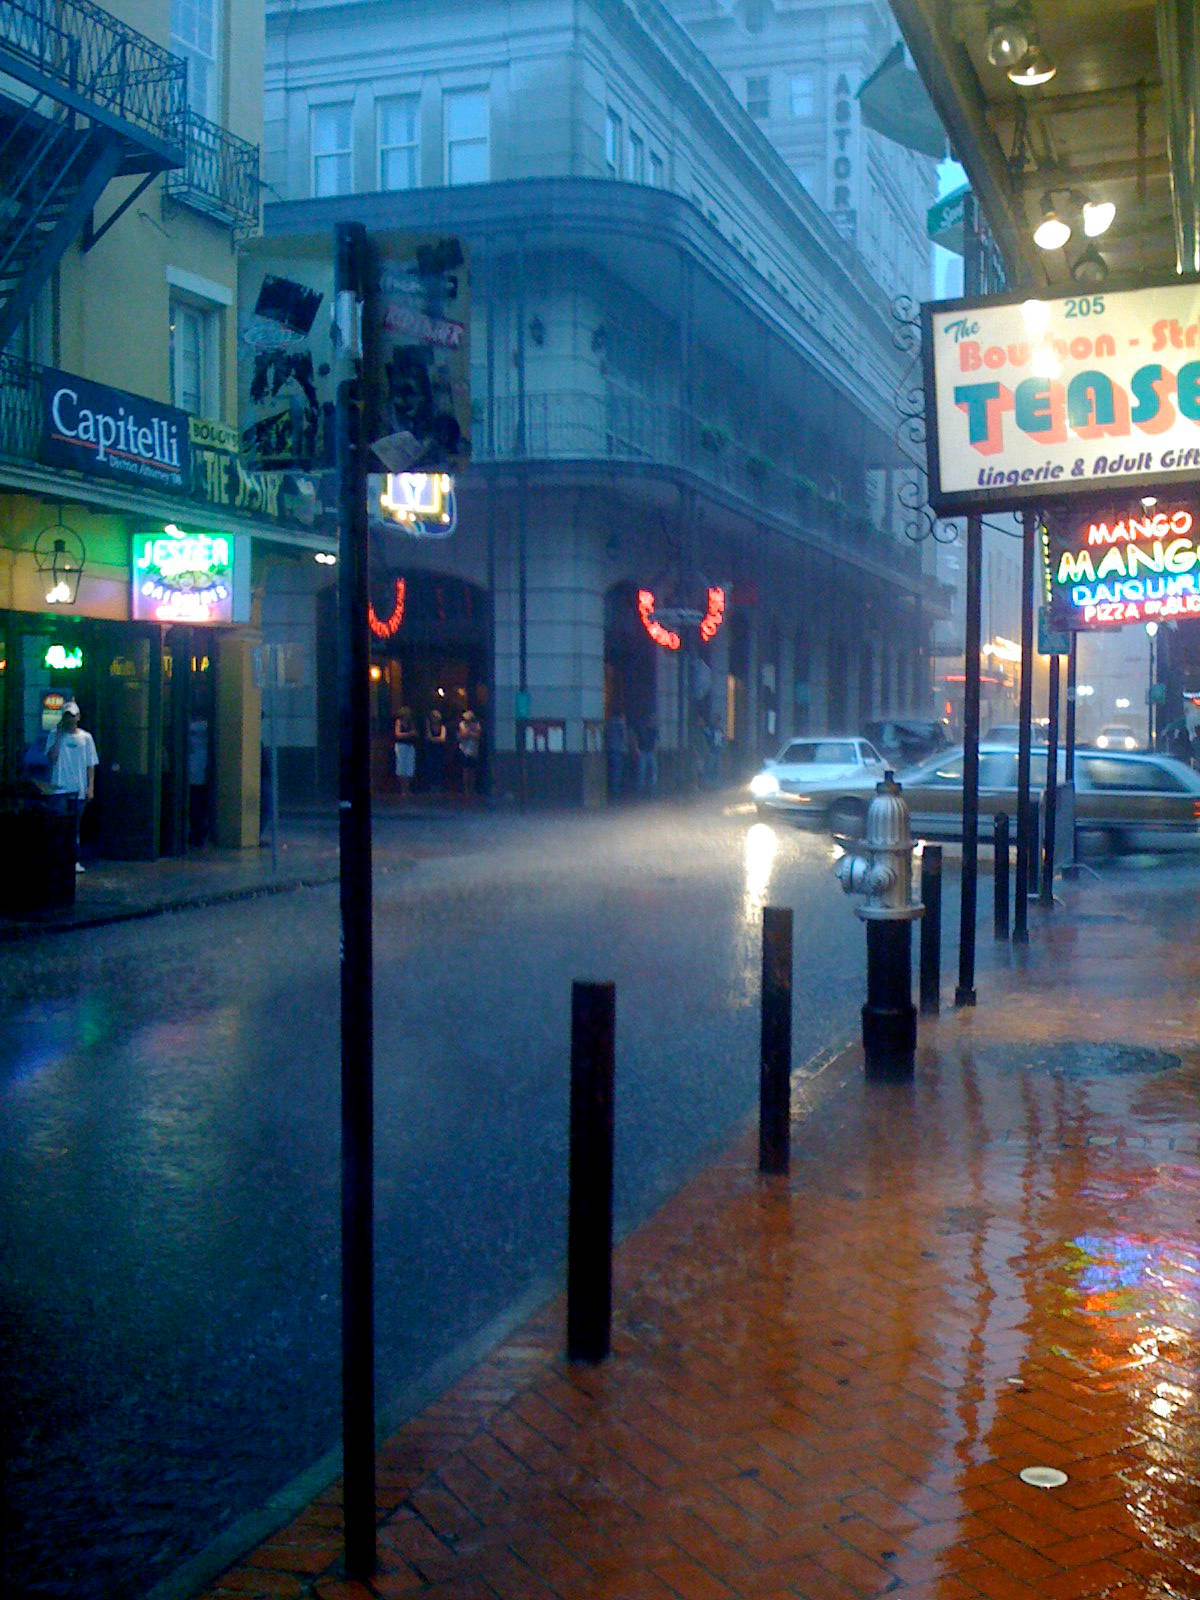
[
  {"x1": 457, "y1": 707, "x2": 483, "y2": 797},
  {"x1": 46, "y1": 701, "x2": 98, "y2": 872},
  {"x1": 424, "y1": 705, "x2": 447, "y2": 791},
  {"x1": 393, "y1": 707, "x2": 418, "y2": 797},
  {"x1": 636, "y1": 711, "x2": 658, "y2": 796},
  {"x1": 605, "y1": 708, "x2": 629, "y2": 799}
]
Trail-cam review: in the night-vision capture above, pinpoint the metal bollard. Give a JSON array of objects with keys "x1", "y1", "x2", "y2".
[
  {"x1": 759, "y1": 906, "x2": 793, "y2": 1175},
  {"x1": 567, "y1": 980, "x2": 615, "y2": 1363},
  {"x1": 993, "y1": 811, "x2": 1010, "y2": 941},
  {"x1": 919, "y1": 845, "x2": 942, "y2": 1016}
]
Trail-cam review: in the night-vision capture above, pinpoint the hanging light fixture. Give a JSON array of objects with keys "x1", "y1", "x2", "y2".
[
  {"x1": 1008, "y1": 45, "x2": 1057, "y2": 86},
  {"x1": 33, "y1": 506, "x2": 87, "y2": 606},
  {"x1": 1033, "y1": 195, "x2": 1072, "y2": 250},
  {"x1": 985, "y1": 6, "x2": 1030, "y2": 68},
  {"x1": 1082, "y1": 198, "x2": 1116, "y2": 237},
  {"x1": 1071, "y1": 242, "x2": 1109, "y2": 284}
]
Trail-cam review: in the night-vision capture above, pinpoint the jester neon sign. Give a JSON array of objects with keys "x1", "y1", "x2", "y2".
[{"x1": 637, "y1": 587, "x2": 726, "y2": 650}]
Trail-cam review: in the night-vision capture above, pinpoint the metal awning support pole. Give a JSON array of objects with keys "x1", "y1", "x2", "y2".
[
  {"x1": 335, "y1": 219, "x2": 376, "y2": 1582},
  {"x1": 955, "y1": 193, "x2": 983, "y2": 1006},
  {"x1": 1040, "y1": 650, "x2": 1060, "y2": 905},
  {"x1": 1062, "y1": 633, "x2": 1080, "y2": 877},
  {"x1": 1013, "y1": 509, "x2": 1036, "y2": 945}
]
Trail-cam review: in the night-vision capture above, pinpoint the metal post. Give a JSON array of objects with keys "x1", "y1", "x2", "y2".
[
  {"x1": 956, "y1": 192, "x2": 983, "y2": 1009},
  {"x1": 919, "y1": 845, "x2": 942, "y2": 1015},
  {"x1": 759, "y1": 906, "x2": 793, "y2": 1174},
  {"x1": 1013, "y1": 510, "x2": 1036, "y2": 945},
  {"x1": 1040, "y1": 653, "x2": 1060, "y2": 905},
  {"x1": 1062, "y1": 632, "x2": 1080, "y2": 877},
  {"x1": 567, "y1": 980, "x2": 615, "y2": 1363},
  {"x1": 864, "y1": 920, "x2": 916, "y2": 1079},
  {"x1": 993, "y1": 811, "x2": 1010, "y2": 940},
  {"x1": 335, "y1": 220, "x2": 376, "y2": 1582}
]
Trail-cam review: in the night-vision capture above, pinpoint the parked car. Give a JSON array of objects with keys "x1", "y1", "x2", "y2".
[
  {"x1": 981, "y1": 721, "x2": 1050, "y2": 744},
  {"x1": 749, "y1": 735, "x2": 886, "y2": 834},
  {"x1": 862, "y1": 717, "x2": 949, "y2": 771},
  {"x1": 1094, "y1": 723, "x2": 1140, "y2": 751},
  {"x1": 889, "y1": 744, "x2": 1200, "y2": 854}
]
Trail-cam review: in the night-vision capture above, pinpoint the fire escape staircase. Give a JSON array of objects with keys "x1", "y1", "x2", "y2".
[{"x1": 0, "y1": 0, "x2": 186, "y2": 353}]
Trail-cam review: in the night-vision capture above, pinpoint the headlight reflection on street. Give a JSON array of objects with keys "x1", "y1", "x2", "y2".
[{"x1": 743, "y1": 822, "x2": 778, "y2": 916}]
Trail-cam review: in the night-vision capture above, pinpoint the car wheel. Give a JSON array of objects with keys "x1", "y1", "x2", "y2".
[{"x1": 829, "y1": 798, "x2": 866, "y2": 840}]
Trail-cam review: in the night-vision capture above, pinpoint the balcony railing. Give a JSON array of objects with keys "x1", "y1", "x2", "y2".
[
  {"x1": 0, "y1": 0, "x2": 185, "y2": 155},
  {"x1": 0, "y1": 350, "x2": 39, "y2": 459},
  {"x1": 164, "y1": 110, "x2": 259, "y2": 230},
  {"x1": 478, "y1": 388, "x2": 919, "y2": 577}
]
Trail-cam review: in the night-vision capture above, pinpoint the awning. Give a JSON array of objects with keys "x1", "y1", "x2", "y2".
[{"x1": 858, "y1": 41, "x2": 946, "y2": 162}]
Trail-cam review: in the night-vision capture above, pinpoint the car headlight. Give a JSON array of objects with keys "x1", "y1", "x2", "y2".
[
  {"x1": 750, "y1": 772, "x2": 780, "y2": 799},
  {"x1": 1096, "y1": 736, "x2": 1109, "y2": 748},
  {"x1": 1124, "y1": 736, "x2": 1136, "y2": 750}
]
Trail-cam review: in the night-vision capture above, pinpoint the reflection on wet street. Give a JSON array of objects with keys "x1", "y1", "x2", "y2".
[{"x1": 197, "y1": 857, "x2": 1200, "y2": 1600}]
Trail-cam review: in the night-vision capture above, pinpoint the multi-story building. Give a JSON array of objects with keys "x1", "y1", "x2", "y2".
[
  {"x1": 0, "y1": 0, "x2": 316, "y2": 856},
  {"x1": 257, "y1": 0, "x2": 950, "y2": 803}
]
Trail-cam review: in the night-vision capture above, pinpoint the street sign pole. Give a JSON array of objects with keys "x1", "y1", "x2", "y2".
[
  {"x1": 955, "y1": 191, "x2": 982, "y2": 1007},
  {"x1": 334, "y1": 220, "x2": 376, "y2": 1581}
]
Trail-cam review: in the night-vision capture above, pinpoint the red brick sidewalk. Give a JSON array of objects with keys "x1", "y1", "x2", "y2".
[{"x1": 195, "y1": 876, "x2": 1200, "y2": 1600}]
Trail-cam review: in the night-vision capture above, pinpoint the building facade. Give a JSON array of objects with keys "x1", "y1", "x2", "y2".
[
  {"x1": 0, "y1": 0, "x2": 322, "y2": 857},
  {"x1": 258, "y1": 0, "x2": 950, "y2": 802}
]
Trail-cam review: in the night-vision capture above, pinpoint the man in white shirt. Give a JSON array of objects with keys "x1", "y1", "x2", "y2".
[{"x1": 47, "y1": 701, "x2": 98, "y2": 872}]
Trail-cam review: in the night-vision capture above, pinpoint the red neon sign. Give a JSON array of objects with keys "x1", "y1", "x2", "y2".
[
  {"x1": 699, "y1": 587, "x2": 725, "y2": 641},
  {"x1": 637, "y1": 589, "x2": 681, "y2": 650},
  {"x1": 368, "y1": 578, "x2": 406, "y2": 639}
]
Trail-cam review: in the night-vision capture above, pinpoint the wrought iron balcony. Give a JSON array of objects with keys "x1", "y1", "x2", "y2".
[
  {"x1": 163, "y1": 110, "x2": 259, "y2": 230},
  {"x1": 0, "y1": 0, "x2": 186, "y2": 169}
]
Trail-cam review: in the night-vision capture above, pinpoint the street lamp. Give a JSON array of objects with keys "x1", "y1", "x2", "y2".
[{"x1": 1145, "y1": 621, "x2": 1159, "y2": 749}]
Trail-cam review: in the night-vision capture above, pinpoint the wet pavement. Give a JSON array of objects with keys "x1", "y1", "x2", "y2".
[{"x1": 175, "y1": 856, "x2": 1200, "y2": 1600}]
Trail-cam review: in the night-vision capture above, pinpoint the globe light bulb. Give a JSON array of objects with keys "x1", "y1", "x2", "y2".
[
  {"x1": 1082, "y1": 199, "x2": 1116, "y2": 237},
  {"x1": 1033, "y1": 209, "x2": 1071, "y2": 250},
  {"x1": 1008, "y1": 47, "x2": 1057, "y2": 86},
  {"x1": 986, "y1": 18, "x2": 1029, "y2": 67}
]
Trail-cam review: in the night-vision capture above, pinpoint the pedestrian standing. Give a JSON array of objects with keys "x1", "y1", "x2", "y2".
[
  {"x1": 636, "y1": 711, "x2": 658, "y2": 796},
  {"x1": 392, "y1": 706, "x2": 418, "y2": 796},
  {"x1": 457, "y1": 707, "x2": 483, "y2": 796},
  {"x1": 605, "y1": 708, "x2": 628, "y2": 798},
  {"x1": 424, "y1": 706, "x2": 447, "y2": 791},
  {"x1": 46, "y1": 700, "x2": 98, "y2": 872}
]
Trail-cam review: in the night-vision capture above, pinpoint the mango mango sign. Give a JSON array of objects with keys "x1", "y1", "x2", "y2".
[
  {"x1": 922, "y1": 277, "x2": 1200, "y2": 515},
  {"x1": 1046, "y1": 497, "x2": 1200, "y2": 631}
]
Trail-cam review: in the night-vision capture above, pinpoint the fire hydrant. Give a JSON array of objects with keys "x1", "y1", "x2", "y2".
[{"x1": 834, "y1": 771, "x2": 922, "y2": 1078}]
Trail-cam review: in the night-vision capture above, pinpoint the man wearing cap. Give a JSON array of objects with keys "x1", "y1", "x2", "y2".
[{"x1": 47, "y1": 702, "x2": 98, "y2": 872}]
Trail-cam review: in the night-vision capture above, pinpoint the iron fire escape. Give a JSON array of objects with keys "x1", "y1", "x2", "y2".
[{"x1": 0, "y1": 0, "x2": 185, "y2": 353}]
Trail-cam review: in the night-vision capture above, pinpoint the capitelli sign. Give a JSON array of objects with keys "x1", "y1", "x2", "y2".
[{"x1": 922, "y1": 276, "x2": 1200, "y2": 515}]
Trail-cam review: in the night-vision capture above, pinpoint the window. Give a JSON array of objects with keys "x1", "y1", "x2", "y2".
[
  {"x1": 626, "y1": 130, "x2": 644, "y2": 183},
  {"x1": 444, "y1": 88, "x2": 488, "y2": 185},
  {"x1": 171, "y1": 0, "x2": 218, "y2": 120},
  {"x1": 378, "y1": 95, "x2": 419, "y2": 190},
  {"x1": 605, "y1": 108, "x2": 622, "y2": 176},
  {"x1": 649, "y1": 150, "x2": 664, "y2": 187},
  {"x1": 169, "y1": 294, "x2": 220, "y2": 416},
  {"x1": 1079, "y1": 756, "x2": 1186, "y2": 793},
  {"x1": 788, "y1": 72, "x2": 814, "y2": 118},
  {"x1": 311, "y1": 103, "x2": 352, "y2": 197},
  {"x1": 746, "y1": 75, "x2": 770, "y2": 118}
]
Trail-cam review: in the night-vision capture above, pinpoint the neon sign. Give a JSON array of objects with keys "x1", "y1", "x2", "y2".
[
  {"x1": 368, "y1": 578, "x2": 406, "y2": 638},
  {"x1": 132, "y1": 527, "x2": 246, "y2": 623},
  {"x1": 637, "y1": 587, "x2": 726, "y2": 650},
  {"x1": 44, "y1": 644, "x2": 83, "y2": 670},
  {"x1": 1047, "y1": 501, "x2": 1200, "y2": 628},
  {"x1": 379, "y1": 473, "x2": 456, "y2": 537}
]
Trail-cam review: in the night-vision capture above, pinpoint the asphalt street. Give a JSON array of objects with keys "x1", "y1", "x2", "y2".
[{"x1": 1, "y1": 797, "x2": 883, "y2": 1600}]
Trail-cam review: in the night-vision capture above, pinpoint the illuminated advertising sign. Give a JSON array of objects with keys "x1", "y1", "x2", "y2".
[
  {"x1": 131, "y1": 527, "x2": 250, "y2": 623},
  {"x1": 1045, "y1": 497, "x2": 1200, "y2": 630},
  {"x1": 40, "y1": 369, "x2": 189, "y2": 490},
  {"x1": 923, "y1": 276, "x2": 1200, "y2": 515},
  {"x1": 377, "y1": 472, "x2": 456, "y2": 537}
]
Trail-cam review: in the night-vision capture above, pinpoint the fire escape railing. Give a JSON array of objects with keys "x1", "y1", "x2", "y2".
[
  {"x1": 164, "y1": 110, "x2": 259, "y2": 231},
  {"x1": 0, "y1": 0, "x2": 185, "y2": 164}
]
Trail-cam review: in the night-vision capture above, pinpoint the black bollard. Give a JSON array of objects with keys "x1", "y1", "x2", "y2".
[
  {"x1": 567, "y1": 980, "x2": 615, "y2": 1363},
  {"x1": 919, "y1": 845, "x2": 942, "y2": 1016},
  {"x1": 994, "y1": 811, "x2": 1010, "y2": 941},
  {"x1": 759, "y1": 906, "x2": 793, "y2": 1174},
  {"x1": 863, "y1": 919, "x2": 916, "y2": 1079}
]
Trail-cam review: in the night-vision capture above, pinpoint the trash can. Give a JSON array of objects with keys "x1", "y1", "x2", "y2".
[{"x1": 0, "y1": 783, "x2": 77, "y2": 914}]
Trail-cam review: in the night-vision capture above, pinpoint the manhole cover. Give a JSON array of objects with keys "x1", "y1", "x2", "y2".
[
  {"x1": 1019, "y1": 1466, "x2": 1068, "y2": 1488},
  {"x1": 978, "y1": 1042, "x2": 1181, "y2": 1078}
]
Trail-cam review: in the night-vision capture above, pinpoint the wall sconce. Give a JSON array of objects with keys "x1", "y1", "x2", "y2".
[
  {"x1": 528, "y1": 314, "x2": 545, "y2": 346},
  {"x1": 591, "y1": 325, "x2": 607, "y2": 353},
  {"x1": 34, "y1": 507, "x2": 86, "y2": 605}
]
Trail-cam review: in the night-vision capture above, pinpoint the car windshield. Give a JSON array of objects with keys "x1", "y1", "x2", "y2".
[{"x1": 778, "y1": 740, "x2": 856, "y2": 764}]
